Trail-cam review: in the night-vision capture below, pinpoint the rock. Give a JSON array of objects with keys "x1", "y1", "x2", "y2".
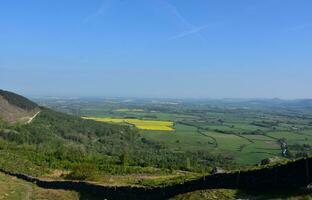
[
  {"x1": 211, "y1": 167, "x2": 225, "y2": 174},
  {"x1": 261, "y1": 157, "x2": 282, "y2": 165}
]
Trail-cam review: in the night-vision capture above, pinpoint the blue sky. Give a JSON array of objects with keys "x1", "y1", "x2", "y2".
[{"x1": 0, "y1": 0, "x2": 311, "y2": 98}]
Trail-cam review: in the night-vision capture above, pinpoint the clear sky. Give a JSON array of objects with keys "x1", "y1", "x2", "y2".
[{"x1": 1, "y1": 0, "x2": 311, "y2": 99}]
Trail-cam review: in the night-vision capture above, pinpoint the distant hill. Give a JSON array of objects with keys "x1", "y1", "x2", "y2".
[{"x1": 0, "y1": 89, "x2": 39, "y2": 123}]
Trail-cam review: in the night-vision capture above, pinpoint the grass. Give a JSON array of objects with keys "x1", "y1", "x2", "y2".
[
  {"x1": 0, "y1": 172, "x2": 79, "y2": 200},
  {"x1": 267, "y1": 131, "x2": 312, "y2": 145},
  {"x1": 170, "y1": 189, "x2": 312, "y2": 200},
  {"x1": 170, "y1": 189, "x2": 242, "y2": 200},
  {"x1": 141, "y1": 125, "x2": 284, "y2": 165},
  {"x1": 83, "y1": 117, "x2": 175, "y2": 131},
  {"x1": 1, "y1": 171, "x2": 311, "y2": 200},
  {"x1": 141, "y1": 124, "x2": 214, "y2": 151}
]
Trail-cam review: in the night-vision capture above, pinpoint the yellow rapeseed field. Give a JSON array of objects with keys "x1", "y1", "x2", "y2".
[{"x1": 83, "y1": 117, "x2": 174, "y2": 131}]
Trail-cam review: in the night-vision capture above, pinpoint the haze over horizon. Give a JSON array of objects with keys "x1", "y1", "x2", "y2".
[{"x1": 1, "y1": 0, "x2": 312, "y2": 99}]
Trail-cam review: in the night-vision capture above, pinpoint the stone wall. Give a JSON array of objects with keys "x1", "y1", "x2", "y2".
[{"x1": 1, "y1": 157, "x2": 311, "y2": 199}]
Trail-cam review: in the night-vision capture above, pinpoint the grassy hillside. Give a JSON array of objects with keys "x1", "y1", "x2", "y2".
[
  {"x1": 0, "y1": 91, "x2": 216, "y2": 184},
  {"x1": 0, "y1": 107, "x2": 231, "y2": 185},
  {"x1": 171, "y1": 189, "x2": 312, "y2": 200},
  {"x1": 0, "y1": 172, "x2": 78, "y2": 200}
]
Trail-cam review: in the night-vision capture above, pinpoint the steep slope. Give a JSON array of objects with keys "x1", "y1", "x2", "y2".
[{"x1": 0, "y1": 89, "x2": 40, "y2": 123}]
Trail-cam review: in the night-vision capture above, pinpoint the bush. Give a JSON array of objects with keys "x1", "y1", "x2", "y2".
[{"x1": 65, "y1": 163, "x2": 99, "y2": 181}]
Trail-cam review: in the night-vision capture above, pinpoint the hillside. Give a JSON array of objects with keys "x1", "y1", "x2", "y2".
[
  {"x1": 0, "y1": 90, "x2": 230, "y2": 187},
  {"x1": 0, "y1": 172, "x2": 79, "y2": 200},
  {"x1": 1, "y1": 157, "x2": 312, "y2": 200},
  {"x1": 0, "y1": 89, "x2": 40, "y2": 123},
  {"x1": 1, "y1": 90, "x2": 312, "y2": 199}
]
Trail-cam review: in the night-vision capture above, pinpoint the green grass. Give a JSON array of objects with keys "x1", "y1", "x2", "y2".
[
  {"x1": 170, "y1": 189, "x2": 243, "y2": 200},
  {"x1": 154, "y1": 113, "x2": 199, "y2": 121},
  {"x1": 141, "y1": 124, "x2": 279, "y2": 164},
  {"x1": 141, "y1": 124, "x2": 215, "y2": 152},
  {"x1": 0, "y1": 172, "x2": 79, "y2": 200},
  {"x1": 267, "y1": 131, "x2": 312, "y2": 145},
  {"x1": 170, "y1": 189, "x2": 312, "y2": 200}
]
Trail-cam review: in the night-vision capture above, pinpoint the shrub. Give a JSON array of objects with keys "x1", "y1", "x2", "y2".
[{"x1": 65, "y1": 163, "x2": 99, "y2": 181}]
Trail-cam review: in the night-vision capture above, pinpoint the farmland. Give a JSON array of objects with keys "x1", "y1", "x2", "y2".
[
  {"x1": 82, "y1": 117, "x2": 174, "y2": 131},
  {"x1": 34, "y1": 97, "x2": 312, "y2": 166}
]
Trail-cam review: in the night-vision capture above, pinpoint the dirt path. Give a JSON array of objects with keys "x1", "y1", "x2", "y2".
[{"x1": 27, "y1": 111, "x2": 40, "y2": 124}]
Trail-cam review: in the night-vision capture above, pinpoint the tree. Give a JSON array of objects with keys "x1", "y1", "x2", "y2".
[
  {"x1": 65, "y1": 163, "x2": 98, "y2": 181},
  {"x1": 186, "y1": 157, "x2": 191, "y2": 170},
  {"x1": 120, "y1": 150, "x2": 129, "y2": 167}
]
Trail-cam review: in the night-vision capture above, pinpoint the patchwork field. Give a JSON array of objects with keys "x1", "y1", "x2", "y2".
[
  {"x1": 83, "y1": 117, "x2": 175, "y2": 131},
  {"x1": 37, "y1": 97, "x2": 312, "y2": 166},
  {"x1": 141, "y1": 125, "x2": 283, "y2": 165}
]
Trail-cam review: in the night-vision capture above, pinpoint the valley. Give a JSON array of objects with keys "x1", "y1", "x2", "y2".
[
  {"x1": 2, "y1": 1, "x2": 311, "y2": 199},
  {"x1": 1, "y1": 90, "x2": 312, "y2": 199},
  {"x1": 37, "y1": 97, "x2": 312, "y2": 166}
]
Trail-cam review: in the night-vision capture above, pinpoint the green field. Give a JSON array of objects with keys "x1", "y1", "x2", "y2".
[{"x1": 140, "y1": 125, "x2": 282, "y2": 165}]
